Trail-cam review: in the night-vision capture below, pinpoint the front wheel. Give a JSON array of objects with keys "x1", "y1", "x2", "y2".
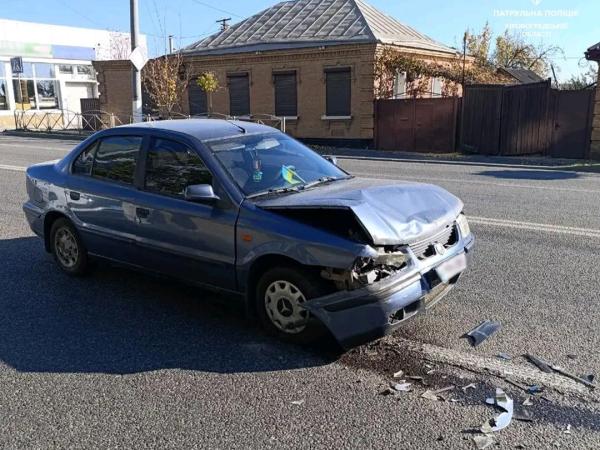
[
  {"x1": 50, "y1": 218, "x2": 89, "y2": 276},
  {"x1": 256, "y1": 267, "x2": 329, "y2": 344}
]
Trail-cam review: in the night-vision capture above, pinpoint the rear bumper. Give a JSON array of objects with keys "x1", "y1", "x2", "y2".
[
  {"x1": 23, "y1": 201, "x2": 45, "y2": 238},
  {"x1": 304, "y1": 234, "x2": 475, "y2": 349}
]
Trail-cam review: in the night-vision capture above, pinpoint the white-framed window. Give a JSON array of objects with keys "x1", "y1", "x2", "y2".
[
  {"x1": 12, "y1": 62, "x2": 60, "y2": 110},
  {"x1": 0, "y1": 63, "x2": 8, "y2": 110},
  {"x1": 432, "y1": 77, "x2": 443, "y2": 97},
  {"x1": 393, "y1": 71, "x2": 407, "y2": 99}
]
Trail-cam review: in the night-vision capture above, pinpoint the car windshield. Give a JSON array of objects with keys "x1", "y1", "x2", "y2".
[{"x1": 207, "y1": 132, "x2": 349, "y2": 197}]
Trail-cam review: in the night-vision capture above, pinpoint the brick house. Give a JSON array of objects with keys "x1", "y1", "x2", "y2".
[
  {"x1": 586, "y1": 41, "x2": 600, "y2": 158},
  {"x1": 95, "y1": 0, "x2": 460, "y2": 146},
  {"x1": 180, "y1": 0, "x2": 459, "y2": 146}
]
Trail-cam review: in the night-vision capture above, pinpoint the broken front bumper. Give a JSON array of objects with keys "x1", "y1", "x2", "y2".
[{"x1": 304, "y1": 234, "x2": 475, "y2": 349}]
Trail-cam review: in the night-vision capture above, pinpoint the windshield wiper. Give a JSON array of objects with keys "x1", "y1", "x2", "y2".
[
  {"x1": 301, "y1": 176, "x2": 344, "y2": 190},
  {"x1": 246, "y1": 186, "x2": 302, "y2": 199}
]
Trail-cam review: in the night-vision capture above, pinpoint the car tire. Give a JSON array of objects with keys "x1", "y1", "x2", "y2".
[
  {"x1": 256, "y1": 266, "x2": 329, "y2": 345},
  {"x1": 50, "y1": 218, "x2": 89, "y2": 276}
]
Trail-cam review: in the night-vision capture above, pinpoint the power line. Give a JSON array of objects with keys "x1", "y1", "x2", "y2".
[{"x1": 189, "y1": 0, "x2": 244, "y2": 19}]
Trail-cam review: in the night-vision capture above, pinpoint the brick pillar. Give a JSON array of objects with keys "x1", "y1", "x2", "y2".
[{"x1": 592, "y1": 68, "x2": 600, "y2": 159}]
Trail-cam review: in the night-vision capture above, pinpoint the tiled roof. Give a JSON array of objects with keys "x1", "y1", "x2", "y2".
[{"x1": 182, "y1": 0, "x2": 456, "y2": 56}]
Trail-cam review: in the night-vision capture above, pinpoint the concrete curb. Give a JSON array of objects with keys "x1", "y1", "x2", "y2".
[{"x1": 2, "y1": 130, "x2": 89, "y2": 141}]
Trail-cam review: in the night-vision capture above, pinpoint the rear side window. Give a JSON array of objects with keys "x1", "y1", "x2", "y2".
[
  {"x1": 72, "y1": 142, "x2": 97, "y2": 175},
  {"x1": 145, "y1": 138, "x2": 212, "y2": 197},
  {"x1": 92, "y1": 136, "x2": 142, "y2": 185}
]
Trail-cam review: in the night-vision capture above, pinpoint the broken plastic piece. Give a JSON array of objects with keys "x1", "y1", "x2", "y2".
[
  {"x1": 481, "y1": 388, "x2": 514, "y2": 433},
  {"x1": 473, "y1": 434, "x2": 494, "y2": 449},
  {"x1": 462, "y1": 383, "x2": 477, "y2": 392},
  {"x1": 421, "y1": 390, "x2": 440, "y2": 401},
  {"x1": 390, "y1": 381, "x2": 411, "y2": 392},
  {"x1": 523, "y1": 397, "x2": 533, "y2": 406},
  {"x1": 290, "y1": 399, "x2": 305, "y2": 406},
  {"x1": 514, "y1": 408, "x2": 534, "y2": 422},
  {"x1": 564, "y1": 424, "x2": 572, "y2": 434},
  {"x1": 496, "y1": 353, "x2": 512, "y2": 360},
  {"x1": 464, "y1": 320, "x2": 501, "y2": 347},
  {"x1": 551, "y1": 365, "x2": 597, "y2": 389},
  {"x1": 527, "y1": 385, "x2": 544, "y2": 395},
  {"x1": 393, "y1": 370, "x2": 404, "y2": 379},
  {"x1": 524, "y1": 354, "x2": 553, "y2": 373}
]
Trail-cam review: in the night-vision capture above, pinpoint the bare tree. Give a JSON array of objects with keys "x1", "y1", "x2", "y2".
[{"x1": 141, "y1": 53, "x2": 190, "y2": 118}]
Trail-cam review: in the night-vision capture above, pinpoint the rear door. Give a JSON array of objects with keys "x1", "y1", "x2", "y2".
[
  {"x1": 66, "y1": 134, "x2": 145, "y2": 265},
  {"x1": 131, "y1": 135, "x2": 238, "y2": 290}
]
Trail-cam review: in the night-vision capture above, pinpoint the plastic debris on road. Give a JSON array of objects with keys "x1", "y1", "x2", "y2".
[
  {"x1": 464, "y1": 320, "x2": 501, "y2": 347},
  {"x1": 393, "y1": 370, "x2": 404, "y2": 379},
  {"x1": 496, "y1": 353, "x2": 512, "y2": 361},
  {"x1": 481, "y1": 388, "x2": 514, "y2": 433},
  {"x1": 523, "y1": 397, "x2": 533, "y2": 406},
  {"x1": 462, "y1": 383, "x2": 477, "y2": 392},
  {"x1": 472, "y1": 434, "x2": 494, "y2": 449},
  {"x1": 390, "y1": 381, "x2": 412, "y2": 392},
  {"x1": 291, "y1": 399, "x2": 305, "y2": 406},
  {"x1": 524, "y1": 354, "x2": 553, "y2": 373}
]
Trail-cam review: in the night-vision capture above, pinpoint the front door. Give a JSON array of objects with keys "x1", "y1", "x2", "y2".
[{"x1": 132, "y1": 136, "x2": 238, "y2": 291}]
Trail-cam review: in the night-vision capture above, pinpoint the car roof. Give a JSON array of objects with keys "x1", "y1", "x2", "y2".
[{"x1": 116, "y1": 119, "x2": 276, "y2": 141}]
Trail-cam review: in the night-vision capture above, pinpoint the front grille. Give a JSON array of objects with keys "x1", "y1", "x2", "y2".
[{"x1": 410, "y1": 224, "x2": 458, "y2": 260}]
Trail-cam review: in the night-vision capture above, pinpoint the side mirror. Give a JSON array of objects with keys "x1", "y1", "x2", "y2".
[
  {"x1": 184, "y1": 184, "x2": 220, "y2": 204},
  {"x1": 325, "y1": 155, "x2": 338, "y2": 166}
]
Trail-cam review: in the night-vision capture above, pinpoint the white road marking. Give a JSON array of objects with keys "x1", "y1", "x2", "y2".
[
  {"x1": 470, "y1": 216, "x2": 600, "y2": 238},
  {"x1": 349, "y1": 171, "x2": 600, "y2": 194},
  {"x1": 0, "y1": 164, "x2": 26, "y2": 172}
]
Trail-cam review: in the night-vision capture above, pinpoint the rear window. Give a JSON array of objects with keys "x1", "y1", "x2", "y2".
[{"x1": 92, "y1": 136, "x2": 142, "y2": 185}]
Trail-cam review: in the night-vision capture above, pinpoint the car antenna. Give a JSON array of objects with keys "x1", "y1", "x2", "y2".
[{"x1": 227, "y1": 119, "x2": 246, "y2": 134}]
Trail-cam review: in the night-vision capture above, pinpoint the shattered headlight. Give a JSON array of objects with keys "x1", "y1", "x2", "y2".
[{"x1": 456, "y1": 213, "x2": 471, "y2": 238}]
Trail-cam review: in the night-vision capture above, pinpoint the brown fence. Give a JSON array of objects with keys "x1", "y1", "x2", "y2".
[
  {"x1": 375, "y1": 97, "x2": 460, "y2": 152},
  {"x1": 460, "y1": 80, "x2": 594, "y2": 158}
]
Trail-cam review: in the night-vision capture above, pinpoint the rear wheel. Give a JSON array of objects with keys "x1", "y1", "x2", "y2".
[
  {"x1": 256, "y1": 266, "x2": 329, "y2": 344},
  {"x1": 50, "y1": 218, "x2": 89, "y2": 276}
]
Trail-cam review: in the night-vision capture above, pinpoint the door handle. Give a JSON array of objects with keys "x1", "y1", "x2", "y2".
[
  {"x1": 136, "y1": 207, "x2": 150, "y2": 219},
  {"x1": 69, "y1": 191, "x2": 80, "y2": 201}
]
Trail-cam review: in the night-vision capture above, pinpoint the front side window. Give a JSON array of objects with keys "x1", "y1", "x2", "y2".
[
  {"x1": 72, "y1": 142, "x2": 98, "y2": 175},
  {"x1": 325, "y1": 68, "x2": 351, "y2": 116},
  {"x1": 145, "y1": 139, "x2": 212, "y2": 197},
  {"x1": 208, "y1": 132, "x2": 348, "y2": 196},
  {"x1": 92, "y1": 136, "x2": 142, "y2": 185}
]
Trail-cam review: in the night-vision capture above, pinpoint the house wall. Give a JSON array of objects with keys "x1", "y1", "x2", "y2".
[
  {"x1": 92, "y1": 60, "x2": 134, "y2": 124},
  {"x1": 183, "y1": 44, "x2": 377, "y2": 145},
  {"x1": 592, "y1": 69, "x2": 600, "y2": 159}
]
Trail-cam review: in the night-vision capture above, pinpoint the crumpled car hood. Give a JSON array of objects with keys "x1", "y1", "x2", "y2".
[{"x1": 254, "y1": 177, "x2": 463, "y2": 245}]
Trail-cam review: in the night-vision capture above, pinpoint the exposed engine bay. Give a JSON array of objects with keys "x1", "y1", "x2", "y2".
[{"x1": 321, "y1": 246, "x2": 408, "y2": 290}]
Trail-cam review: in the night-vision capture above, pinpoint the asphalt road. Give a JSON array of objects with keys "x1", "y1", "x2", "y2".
[{"x1": 0, "y1": 135, "x2": 599, "y2": 449}]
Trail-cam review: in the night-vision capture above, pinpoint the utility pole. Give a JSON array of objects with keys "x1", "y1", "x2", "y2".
[
  {"x1": 130, "y1": 0, "x2": 142, "y2": 122},
  {"x1": 461, "y1": 31, "x2": 468, "y2": 88},
  {"x1": 168, "y1": 34, "x2": 174, "y2": 53},
  {"x1": 216, "y1": 18, "x2": 231, "y2": 31}
]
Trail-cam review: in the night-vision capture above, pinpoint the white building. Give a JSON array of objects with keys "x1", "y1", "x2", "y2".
[{"x1": 0, "y1": 18, "x2": 147, "y2": 129}]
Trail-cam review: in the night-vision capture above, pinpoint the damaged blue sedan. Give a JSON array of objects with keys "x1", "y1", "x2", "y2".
[{"x1": 23, "y1": 120, "x2": 474, "y2": 348}]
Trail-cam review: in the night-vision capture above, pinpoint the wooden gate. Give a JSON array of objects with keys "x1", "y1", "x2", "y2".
[
  {"x1": 375, "y1": 98, "x2": 460, "y2": 152},
  {"x1": 460, "y1": 81, "x2": 594, "y2": 159},
  {"x1": 550, "y1": 90, "x2": 594, "y2": 159},
  {"x1": 460, "y1": 81, "x2": 553, "y2": 156}
]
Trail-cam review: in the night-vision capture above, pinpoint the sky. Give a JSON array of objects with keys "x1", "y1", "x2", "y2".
[{"x1": 2, "y1": 0, "x2": 598, "y2": 81}]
